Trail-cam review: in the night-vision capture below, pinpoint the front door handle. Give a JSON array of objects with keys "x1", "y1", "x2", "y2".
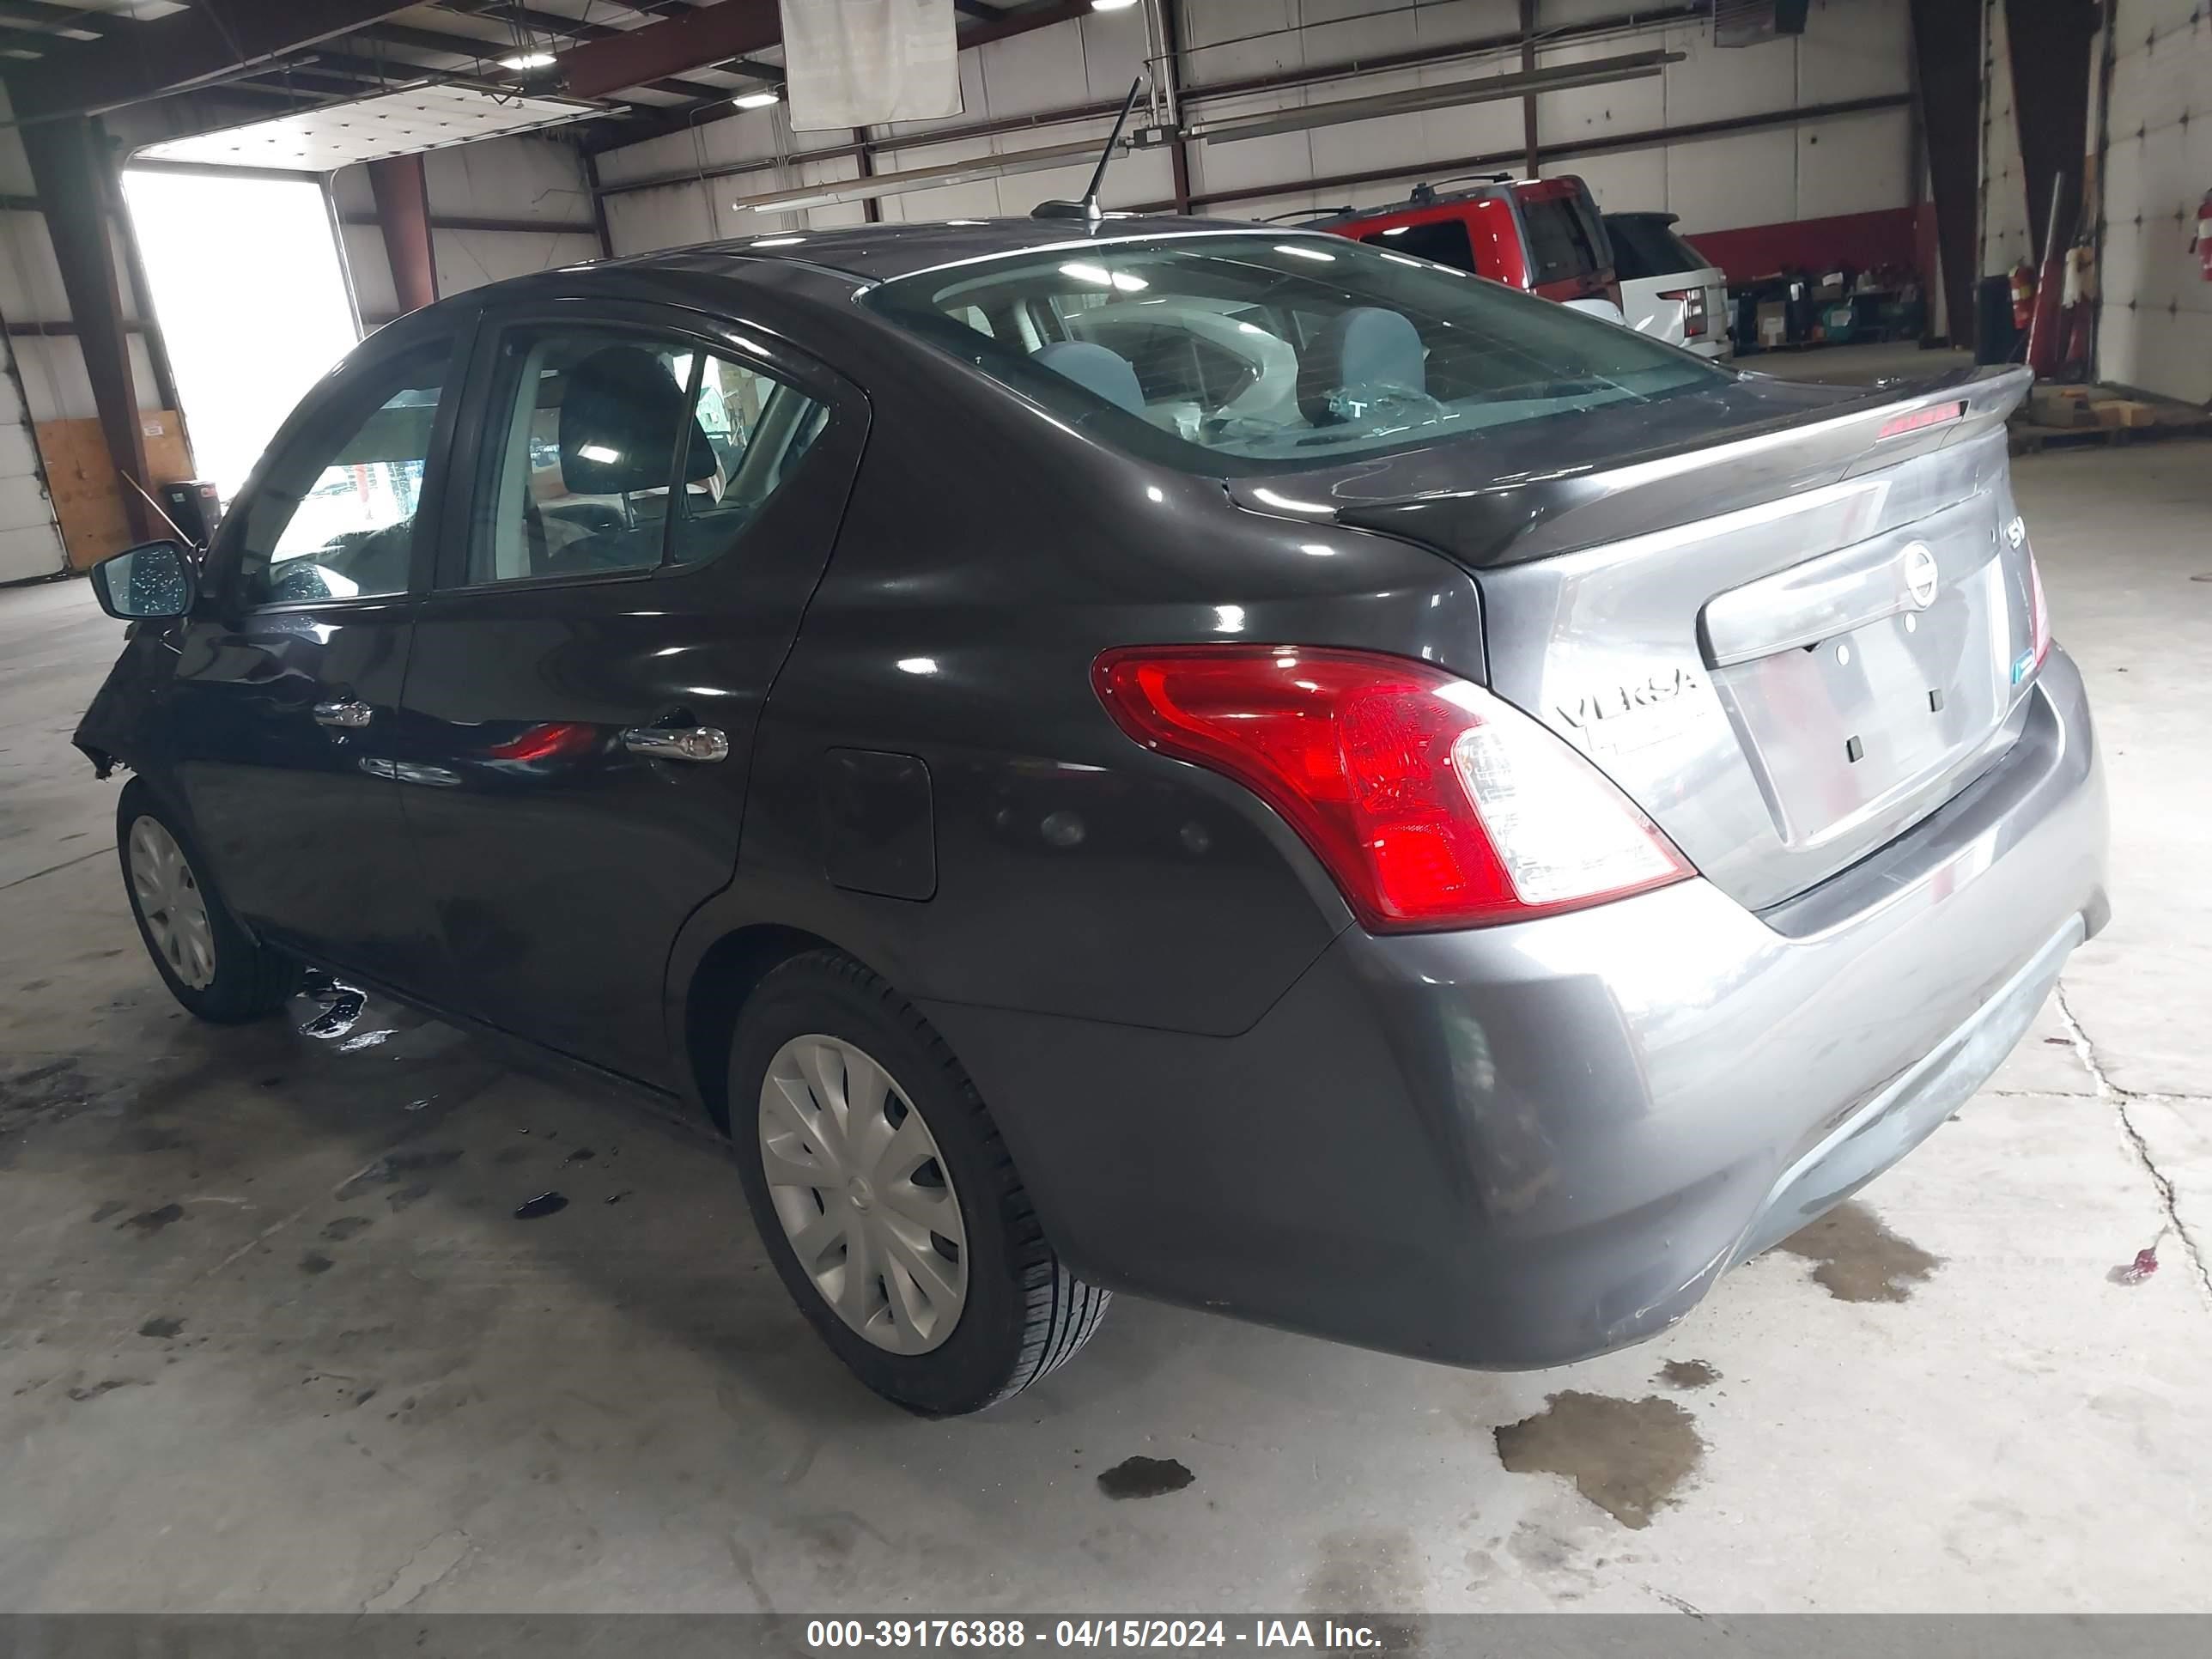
[
  {"x1": 313, "y1": 699, "x2": 374, "y2": 729},
  {"x1": 620, "y1": 725, "x2": 729, "y2": 763}
]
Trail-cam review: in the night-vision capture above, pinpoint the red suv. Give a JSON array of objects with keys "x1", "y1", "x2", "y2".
[{"x1": 1308, "y1": 176, "x2": 1621, "y2": 313}]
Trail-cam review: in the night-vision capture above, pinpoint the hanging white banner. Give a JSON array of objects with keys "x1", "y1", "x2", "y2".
[{"x1": 777, "y1": 0, "x2": 964, "y2": 132}]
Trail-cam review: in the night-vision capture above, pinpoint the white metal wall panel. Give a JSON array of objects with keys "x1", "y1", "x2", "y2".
[
  {"x1": 427, "y1": 136, "x2": 597, "y2": 225},
  {"x1": 1978, "y1": 0, "x2": 2033, "y2": 276},
  {"x1": 1796, "y1": 106, "x2": 1913, "y2": 222},
  {"x1": 607, "y1": 182, "x2": 722, "y2": 253},
  {"x1": 434, "y1": 229, "x2": 601, "y2": 295},
  {"x1": 1798, "y1": 0, "x2": 1910, "y2": 104},
  {"x1": 0, "y1": 85, "x2": 64, "y2": 579},
  {"x1": 2094, "y1": 0, "x2": 2212, "y2": 401},
  {"x1": 0, "y1": 330, "x2": 64, "y2": 583},
  {"x1": 1665, "y1": 127, "x2": 1799, "y2": 232},
  {"x1": 601, "y1": 0, "x2": 1921, "y2": 249},
  {"x1": 340, "y1": 222, "x2": 401, "y2": 326}
]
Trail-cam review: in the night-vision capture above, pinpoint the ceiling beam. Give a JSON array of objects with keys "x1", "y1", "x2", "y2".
[
  {"x1": 2, "y1": 0, "x2": 426, "y2": 122},
  {"x1": 955, "y1": 0, "x2": 1088, "y2": 50},
  {"x1": 556, "y1": 0, "x2": 781, "y2": 102},
  {"x1": 354, "y1": 20, "x2": 731, "y2": 101},
  {"x1": 582, "y1": 0, "x2": 1089, "y2": 150}
]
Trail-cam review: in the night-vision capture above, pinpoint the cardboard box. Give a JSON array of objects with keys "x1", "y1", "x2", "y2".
[
  {"x1": 2029, "y1": 386, "x2": 2098, "y2": 427},
  {"x1": 2093, "y1": 399, "x2": 2156, "y2": 429},
  {"x1": 1756, "y1": 301, "x2": 1787, "y2": 346}
]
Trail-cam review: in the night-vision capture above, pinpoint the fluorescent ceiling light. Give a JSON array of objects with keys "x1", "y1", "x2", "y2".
[
  {"x1": 732, "y1": 88, "x2": 782, "y2": 109},
  {"x1": 1091, "y1": 0, "x2": 1140, "y2": 9},
  {"x1": 1060, "y1": 263, "x2": 1147, "y2": 293},
  {"x1": 499, "y1": 51, "x2": 556, "y2": 71}
]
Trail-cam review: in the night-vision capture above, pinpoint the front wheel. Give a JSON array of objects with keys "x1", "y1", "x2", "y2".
[
  {"x1": 729, "y1": 950, "x2": 1109, "y2": 1415},
  {"x1": 117, "y1": 779, "x2": 296, "y2": 1024}
]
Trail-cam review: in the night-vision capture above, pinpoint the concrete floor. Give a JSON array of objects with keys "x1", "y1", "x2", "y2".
[{"x1": 3, "y1": 421, "x2": 2209, "y2": 1613}]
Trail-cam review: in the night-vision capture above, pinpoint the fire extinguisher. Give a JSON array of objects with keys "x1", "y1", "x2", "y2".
[
  {"x1": 2197, "y1": 190, "x2": 2212, "y2": 281},
  {"x1": 2060, "y1": 242, "x2": 2097, "y2": 379},
  {"x1": 2009, "y1": 259, "x2": 2037, "y2": 331}
]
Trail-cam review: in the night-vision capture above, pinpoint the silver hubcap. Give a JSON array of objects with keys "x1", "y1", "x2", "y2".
[
  {"x1": 128, "y1": 816, "x2": 216, "y2": 991},
  {"x1": 758, "y1": 1034, "x2": 968, "y2": 1355}
]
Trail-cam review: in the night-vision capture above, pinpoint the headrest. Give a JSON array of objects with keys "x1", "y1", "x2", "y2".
[
  {"x1": 559, "y1": 345, "x2": 716, "y2": 494},
  {"x1": 1297, "y1": 307, "x2": 1428, "y2": 425},
  {"x1": 1034, "y1": 340, "x2": 1145, "y2": 416}
]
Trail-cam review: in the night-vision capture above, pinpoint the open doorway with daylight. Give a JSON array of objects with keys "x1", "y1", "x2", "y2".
[{"x1": 121, "y1": 168, "x2": 363, "y2": 510}]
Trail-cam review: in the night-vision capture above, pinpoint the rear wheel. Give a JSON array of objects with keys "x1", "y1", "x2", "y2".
[
  {"x1": 729, "y1": 950, "x2": 1109, "y2": 1415},
  {"x1": 116, "y1": 780, "x2": 296, "y2": 1024}
]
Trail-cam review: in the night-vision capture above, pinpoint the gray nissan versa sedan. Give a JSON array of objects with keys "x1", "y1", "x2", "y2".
[{"x1": 76, "y1": 218, "x2": 2107, "y2": 1415}]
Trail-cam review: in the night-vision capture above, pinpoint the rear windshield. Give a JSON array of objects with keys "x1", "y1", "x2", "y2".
[
  {"x1": 861, "y1": 234, "x2": 1726, "y2": 475},
  {"x1": 1520, "y1": 192, "x2": 1608, "y2": 285},
  {"x1": 1606, "y1": 216, "x2": 1711, "y2": 280}
]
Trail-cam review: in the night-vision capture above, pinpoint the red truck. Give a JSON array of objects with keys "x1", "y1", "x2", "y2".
[{"x1": 1306, "y1": 175, "x2": 1623, "y2": 318}]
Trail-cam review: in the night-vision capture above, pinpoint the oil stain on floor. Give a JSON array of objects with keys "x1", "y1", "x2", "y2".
[
  {"x1": 1656, "y1": 1359, "x2": 1718, "y2": 1389},
  {"x1": 1776, "y1": 1200, "x2": 1942, "y2": 1303},
  {"x1": 1494, "y1": 1392, "x2": 1705, "y2": 1530},
  {"x1": 1096, "y1": 1455, "x2": 1194, "y2": 1500}
]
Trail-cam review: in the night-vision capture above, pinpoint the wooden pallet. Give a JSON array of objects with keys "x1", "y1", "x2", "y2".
[{"x1": 2009, "y1": 410, "x2": 2212, "y2": 455}]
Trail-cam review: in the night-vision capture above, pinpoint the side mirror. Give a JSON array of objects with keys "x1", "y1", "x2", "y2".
[{"x1": 89, "y1": 540, "x2": 196, "y2": 621}]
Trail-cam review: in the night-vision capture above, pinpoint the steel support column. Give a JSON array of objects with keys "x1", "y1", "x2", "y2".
[
  {"x1": 367, "y1": 153, "x2": 437, "y2": 315},
  {"x1": 2002, "y1": 0, "x2": 2098, "y2": 255},
  {"x1": 1520, "y1": 0, "x2": 1540, "y2": 178},
  {"x1": 1908, "y1": 0, "x2": 1981, "y2": 346},
  {"x1": 20, "y1": 116, "x2": 154, "y2": 543}
]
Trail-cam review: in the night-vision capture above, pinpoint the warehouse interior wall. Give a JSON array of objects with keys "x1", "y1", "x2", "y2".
[
  {"x1": 0, "y1": 85, "x2": 166, "y2": 582},
  {"x1": 597, "y1": 0, "x2": 1919, "y2": 288},
  {"x1": 2091, "y1": 0, "x2": 2211, "y2": 404},
  {"x1": 331, "y1": 137, "x2": 604, "y2": 328}
]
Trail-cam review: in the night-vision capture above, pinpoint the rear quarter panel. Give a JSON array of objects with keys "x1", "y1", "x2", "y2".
[{"x1": 678, "y1": 315, "x2": 1488, "y2": 1040}]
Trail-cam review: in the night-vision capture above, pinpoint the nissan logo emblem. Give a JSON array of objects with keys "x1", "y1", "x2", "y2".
[{"x1": 1904, "y1": 544, "x2": 1939, "y2": 611}]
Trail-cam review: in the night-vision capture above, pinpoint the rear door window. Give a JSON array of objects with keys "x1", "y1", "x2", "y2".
[{"x1": 1359, "y1": 218, "x2": 1477, "y2": 275}]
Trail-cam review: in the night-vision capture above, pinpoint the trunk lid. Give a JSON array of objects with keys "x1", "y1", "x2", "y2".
[{"x1": 1228, "y1": 366, "x2": 2040, "y2": 912}]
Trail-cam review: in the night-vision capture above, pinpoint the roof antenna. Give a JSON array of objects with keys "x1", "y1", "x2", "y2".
[{"x1": 1032, "y1": 73, "x2": 1146, "y2": 225}]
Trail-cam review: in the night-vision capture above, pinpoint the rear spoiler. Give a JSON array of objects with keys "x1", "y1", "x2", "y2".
[{"x1": 1231, "y1": 365, "x2": 2032, "y2": 569}]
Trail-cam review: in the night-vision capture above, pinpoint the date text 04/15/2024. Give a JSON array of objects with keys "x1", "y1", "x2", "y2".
[{"x1": 805, "y1": 1619, "x2": 1389, "y2": 1650}]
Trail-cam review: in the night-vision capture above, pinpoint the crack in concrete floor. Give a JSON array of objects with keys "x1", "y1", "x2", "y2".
[{"x1": 2055, "y1": 981, "x2": 2212, "y2": 1307}]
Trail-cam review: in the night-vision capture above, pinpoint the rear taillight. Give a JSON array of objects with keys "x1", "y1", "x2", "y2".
[
  {"x1": 1092, "y1": 646, "x2": 1693, "y2": 932},
  {"x1": 1659, "y1": 285, "x2": 1708, "y2": 338},
  {"x1": 2027, "y1": 546, "x2": 2052, "y2": 672}
]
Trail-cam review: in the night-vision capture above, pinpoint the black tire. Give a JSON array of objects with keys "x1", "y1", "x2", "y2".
[
  {"x1": 115, "y1": 778, "x2": 298, "y2": 1024},
  {"x1": 729, "y1": 949, "x2": 1109, "y2": 1416}
]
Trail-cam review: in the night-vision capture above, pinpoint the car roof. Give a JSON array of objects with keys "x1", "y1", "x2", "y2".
[
  {"x1": 1603, "y1": 210, "x2": 1680, "y2": 224},
  {"x1": 602, "y1": 216, "x2": 1310, "y2": 287}
]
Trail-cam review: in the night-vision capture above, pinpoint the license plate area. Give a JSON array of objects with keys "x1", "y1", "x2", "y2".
[{"x1": 1706, "y1": 556, "x2": 2013, "y2": 850}]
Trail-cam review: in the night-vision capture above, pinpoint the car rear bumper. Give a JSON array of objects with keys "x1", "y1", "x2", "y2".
[{"x1": 924, "y1": 647, "x2": 2106, "y2": 1369}]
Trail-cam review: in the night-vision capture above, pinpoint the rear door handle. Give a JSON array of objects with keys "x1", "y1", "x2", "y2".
[
  {"x1": 620, "y1": 725, "x2": 729, "y2": 763},
  {"x1": 313, "y1": 699, "x2": 374, "y2": 729}
]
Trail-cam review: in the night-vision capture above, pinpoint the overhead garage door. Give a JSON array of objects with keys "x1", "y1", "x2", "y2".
[
  {"x1": 2094, "y1": 0, "x2": 2212, "y2": 404},
  {"x1": 0, "y1": 331, "x2": 64, "y2": 584}
]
